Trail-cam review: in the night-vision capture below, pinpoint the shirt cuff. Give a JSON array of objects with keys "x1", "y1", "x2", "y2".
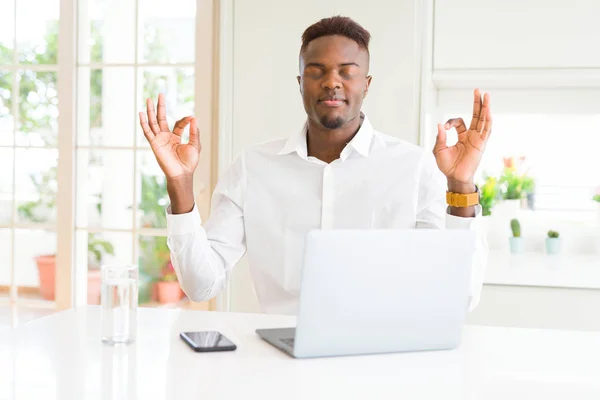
[
  {"x1": 445, "y1": 204, "x2": 482, "y2": 229},
  {"x1": 166, "y1": 203, "x2": 202, "y2": 236}
]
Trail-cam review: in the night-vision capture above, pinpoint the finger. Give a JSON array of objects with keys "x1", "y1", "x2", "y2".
[
  {"x1": 444, "y1": 118, "x2": 467, "y2": 135},
  {"x1": 156, "y1": 93, "x2": 169, "y2": 132},
  {"x1": 468, "y1": 89, "x2": 483, "y2": 131},
  {"x1": 188, "y1": 117, "x2": 201, "y2": 152},
  {"x1": 139, "y1": 112, "x2": 155, "y2": 142},
  {"x1": 173, "y1": 116, "x2": 192, "y2": 137},
  {"x1": 146, "y1": 98, "x2": 161, "y2": 135},
  {"x1": 477, "y1": 93, "x2": 491, "y2": 133},
  {"x1": 481, "y1": 107, "x2": 493, "y2": 142},
  {"x1": 433, "y1": 124, "x2": 448, "y2": 154}
]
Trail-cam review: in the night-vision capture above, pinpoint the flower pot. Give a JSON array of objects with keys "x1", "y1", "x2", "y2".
[
  {"x1": 87, "y1": 270, "x2": 102, "y2": 305},
  {"x1": 526, "y1": 193, "x2": 536, "y2": 210},
  {"x1": 509, "y1": 237, "x2": 524, "y2": 254},
  {"x1": 156, "y1": 281, "x2": 183, "y2": 304},
  {"x1": 35, "y1": 255, "x2": 56, "y2": 300},
  {"x1": 545, "y1": 238, "x2": 562, "y2": 255}
]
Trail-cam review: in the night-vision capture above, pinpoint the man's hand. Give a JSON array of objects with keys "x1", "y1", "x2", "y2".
[
  {"x1": 433, "y1": 88, "x2": 492, "y2": 192},
  {"x1": 139, "y1": 93, "x2": 201, "y2": 180},
  {"x1": 139, "y1": 93, "x2": 200, "y2": 213}
]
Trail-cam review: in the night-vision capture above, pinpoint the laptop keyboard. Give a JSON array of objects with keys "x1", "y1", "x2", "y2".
[{"x1": 280, "y1": 338, "x2": 295, "y2": 348}]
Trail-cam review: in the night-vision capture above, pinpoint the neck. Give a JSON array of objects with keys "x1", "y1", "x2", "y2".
[{"x1": 306, "y1": 114, "x2": 363, "y2": 163}]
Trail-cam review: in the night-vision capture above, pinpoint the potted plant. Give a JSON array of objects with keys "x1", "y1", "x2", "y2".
[
  {"x1": 480, "y1": 175, "x2": 499, "y2": 217},
  {"x1": 34, "y1": 233, "x2": 114, "y2": 302},
  {"x1": 545, "y1": 230, "x2": 561, "y2": 255},
  {"x1": 87, "y1": 233, "x2": 115, "y2": 304},
  {"x1": 20, "y1": 160, "x2": 118, "y2": 302},
  {"x1": 509, "y1": 218, "x2": 524, "y2": 254},
  {"x1": 498, "y1": 157, "x2": 535, "y2": 216},
  {"x1": 593, "y1": 187, "x2": 600, "y2": 204},
  {"x1": 137, "y1": 174, "x2": 172, "y2": 303},
  {"x1": 35, "y1": 254, "x2": 57, "y2": 300},
  {"x1": 522, "y1": 176, "x2": 536, "y2": 210},
  {"x1": 479, "y1": 174, "x2": 503, "y2": 247},
  {"x1": 156, "y1": 261, "x2": 183, "y2": 304}
]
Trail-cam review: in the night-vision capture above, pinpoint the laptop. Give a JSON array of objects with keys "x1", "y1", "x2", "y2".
[{"x1": 256, "y1": 229, "x2": 476, "y2": 358}]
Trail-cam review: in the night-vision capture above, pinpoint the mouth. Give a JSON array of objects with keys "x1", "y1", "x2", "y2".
[{"x1": 318, "y1": 97, "x2": 346, "y2": 108}]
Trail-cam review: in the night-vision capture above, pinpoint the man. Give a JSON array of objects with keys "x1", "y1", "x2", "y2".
[{"x1": 139, "y1": 16, "x2": 490, "y2": 315}]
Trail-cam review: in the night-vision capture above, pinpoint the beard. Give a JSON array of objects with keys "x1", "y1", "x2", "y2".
[{"x1": 319, "y1": 115, "x2": 345, "y2": 130}]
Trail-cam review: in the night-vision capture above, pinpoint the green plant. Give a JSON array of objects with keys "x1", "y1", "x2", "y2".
[
  {"x1": 139, "y1": 174, "x2": 169, "y2": 228},
  {"x1": 547, "y1": 230, "x2": 560, "y2": 239},
  {"x1": 88, "y1": 233, "x2": 115, "y2": 269},
  {"x1": 160, "y1": 261, "x2": 178, "y2": 282},
  {"x1": 479, "y1": 175, "x2": 499, "y2": 216},
  {"x1": 499, "y1": 167, "x2": 523, "y2": 199},
  {"x1": 137, "y1": 174, "x2": 171, "y2": 302},
  {"x1": 521, "y1": 176, "x2": 535, "y2": 195},
  {"x1": 499, "y1": 157, "x2": 535, "y2": 200},
  {"x1": 17, "y1": 166, "x2": 57, "y2": 223},
  {"x1": 593, "y1": 186, "x2": 600, "y2": 202},
  {"x1": 499, "y1": 168, "x2": 525, "y2": 200},
  {"x1": 138, "y1": 174, "x2": 170, "y2": 277},
  {"x1": 161, "y1": 273, "x2": 178, "y2": 282},
  {"x1": 510, "y1": 219, "x2": 521, "y2": 238}
]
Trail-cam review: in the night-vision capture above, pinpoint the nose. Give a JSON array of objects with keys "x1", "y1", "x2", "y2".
[{"x1": 321, "y1": 71, "x2": 341, "y2": 91}]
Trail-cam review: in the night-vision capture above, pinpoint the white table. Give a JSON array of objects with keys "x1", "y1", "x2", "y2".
[{"x1": 2, "y1": 307, "x2": 600, "y2": 400}]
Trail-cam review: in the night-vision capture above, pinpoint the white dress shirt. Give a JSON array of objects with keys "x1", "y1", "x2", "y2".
[{"x1": 166, "y1": 115, "x2": 488, "y2": 315}]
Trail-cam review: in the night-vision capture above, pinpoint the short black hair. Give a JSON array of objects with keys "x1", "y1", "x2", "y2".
[{"x1": 300, "y1": 16, "x2": 371, "y2": 56}]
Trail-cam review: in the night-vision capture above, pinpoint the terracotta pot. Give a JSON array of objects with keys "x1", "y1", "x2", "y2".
[
  {"x1": 35, "y1": 255, "x2": 104, "y2": 303},
  {"x1": 156, "y1": 281, "x2": 183, "y2": 304},
  {"x1": 87, "y1": 270, "x2": 102, "y2": 305},
  {"x1": 35, "y1": 255, "x2": 56, "y2": 300}
]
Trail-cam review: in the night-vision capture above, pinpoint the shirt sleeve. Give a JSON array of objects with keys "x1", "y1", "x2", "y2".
[
  {"x1": 166, "y1": 153, "x2": 247, "y2": 302},
  {"x1": 414, "y1": 152, "x2": 489, "y2": 312}
]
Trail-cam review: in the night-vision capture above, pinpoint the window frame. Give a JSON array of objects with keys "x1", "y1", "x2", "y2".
[{"x1": 0, "y1": 0, "x2": 219, "y2": 311}]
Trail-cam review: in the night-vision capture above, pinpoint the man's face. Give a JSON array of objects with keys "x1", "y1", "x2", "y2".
[{"x1": 298, "y1": 35, "x2": 371, "y2": 130}]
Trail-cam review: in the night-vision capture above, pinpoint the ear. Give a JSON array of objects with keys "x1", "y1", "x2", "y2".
[
  {"x1": 297, "y1": 75, "x2": 302, "y2": 93},
  {"x1": 363, "y1": 75, "x2": 372, "y2": 98}
]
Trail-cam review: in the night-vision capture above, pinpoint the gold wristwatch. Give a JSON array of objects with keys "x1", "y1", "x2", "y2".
[{"x1": 446, "y1": 185, "x2": 480, "y2": 207}]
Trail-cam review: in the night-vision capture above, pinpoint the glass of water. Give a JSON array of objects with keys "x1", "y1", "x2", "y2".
[{"x1": 101, "y1": 264, "x2": 138, "y2": 345}]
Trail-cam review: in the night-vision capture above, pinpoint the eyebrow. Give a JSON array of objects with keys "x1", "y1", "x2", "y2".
[{"x1": 304, "y1": 62, "x2": 360, "y2": 69}]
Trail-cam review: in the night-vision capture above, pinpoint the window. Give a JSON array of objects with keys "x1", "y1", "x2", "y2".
[
  {"x1": 75, "y1": 0, "x2": 196, "y2": 305},
  {"x1": 436, "y1": 88, "x2": 600, "y2": 254},
  {"x1": 0, "y1": 0, "x2": 60, "y2": 307},
  {"x1": 1, "y1": 0, "x2": 210, "y2": 312}
]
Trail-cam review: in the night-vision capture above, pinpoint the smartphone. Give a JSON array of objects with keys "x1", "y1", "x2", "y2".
[{"x1": 180, "y1": 331, "x2": 237, "y2": 352}]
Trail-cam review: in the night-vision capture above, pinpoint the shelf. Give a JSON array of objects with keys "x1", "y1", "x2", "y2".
[{"x1": 484, "y1": 251, "x2": 600, "y2": 290}]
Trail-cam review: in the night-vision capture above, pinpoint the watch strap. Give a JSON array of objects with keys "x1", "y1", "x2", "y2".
[{"x1": 446, "y1": 188, "x2": 480, "y2": 207}]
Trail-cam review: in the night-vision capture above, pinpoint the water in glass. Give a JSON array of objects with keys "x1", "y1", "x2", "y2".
[{"x1": 101, "y1": 265, "x2": 138, "y2": 345}]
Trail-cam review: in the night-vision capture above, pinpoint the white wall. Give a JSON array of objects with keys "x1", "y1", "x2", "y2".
[
  {"x1": 230, "y1": 0, "x2": 422, "y2": 155},
  {"x1": 226, "y1": 0, "x2": 424, "y2": 313},
  {"x1": 434, "y1": 0, "x2": 600, "y2": 70}
]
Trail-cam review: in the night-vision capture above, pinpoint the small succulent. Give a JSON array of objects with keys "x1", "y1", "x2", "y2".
[
  {"x1": 547, "y1": 230, "x2": 560, "y2": 239},
  {"x1": 510, "y1": 219, "x2": 521, "y2": 238}
]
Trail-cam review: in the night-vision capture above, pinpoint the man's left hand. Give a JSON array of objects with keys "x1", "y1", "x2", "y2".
[{"x1": 433, "y1": 88, "x2": 492, "y2": 194}]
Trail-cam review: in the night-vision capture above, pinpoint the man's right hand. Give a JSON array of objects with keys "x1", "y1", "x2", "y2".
[
  {"x1": 139, "y1": 93, "x2": 201, "y2": 179},
  {"x1": 139, "y1": 93, "x2": 200, "y2": 213}
]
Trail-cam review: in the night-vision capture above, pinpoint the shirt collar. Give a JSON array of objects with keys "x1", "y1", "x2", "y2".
[{"x1": 277, "y1": 114, "x2": 374, "y2": 160}]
